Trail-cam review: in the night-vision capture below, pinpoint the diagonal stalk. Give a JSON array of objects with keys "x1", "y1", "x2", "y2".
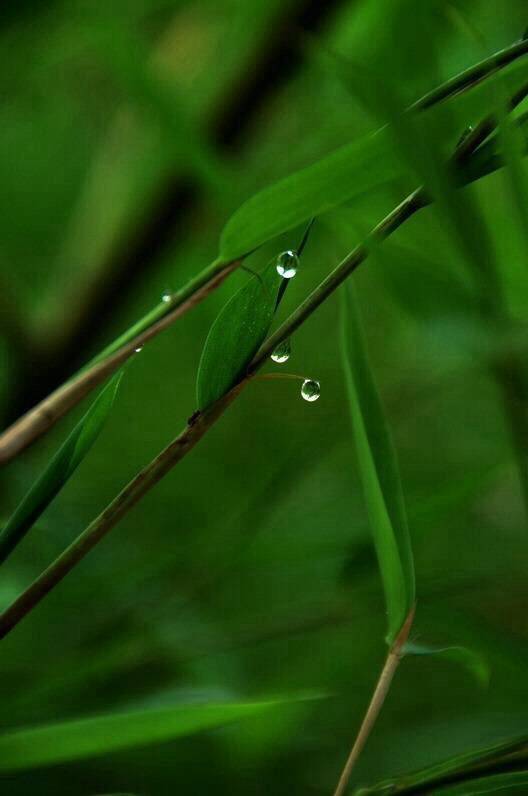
[
  {"x1": 2, "y1": 39, "x2": 528, "y2": 465},
  {"x1": 0, "y1": 82, "x2": 526, "y2": 639},
  {"x1": 332, "y1": 609, "x2": 415, "y2": 796}
]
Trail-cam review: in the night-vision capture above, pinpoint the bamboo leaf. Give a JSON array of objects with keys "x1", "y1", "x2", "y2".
[
  {"x1": 355, "y1": 732, "x2": 528, "y2": 794},
  {"x1": 196, "y1": 262, "x2": 282, "y2": 409},
  {"x1": 0, "y1": 698, "x2": 301, "y2": 772},
  {"x1": 0, "y1": 371, "x2": 123, "y2": 565},
  {"x1": 220, "y1": 130, "x2": 403, "y2": 261},
  {"x1": 339, "y1": 281, "x2": 415, "y2": 644},
  {"x1": 435, "y1": 771, "x2": 528, "y2": 794}
]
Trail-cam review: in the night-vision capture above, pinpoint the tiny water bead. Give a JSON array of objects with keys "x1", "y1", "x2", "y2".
[
  {"x1": 135, "y1": 345, "x2": 143, "y2": 353},
  {"x1": 270, "y1": 338, "x2": 291, "y2": 363},
  {"x1": 276, "y1": 250, "x2": 299, "y2": 279},
  {"x1": 301, "y1": 379, "x2": 320, "y2": 402},
  {"x1": 161, "y1": 291, "x2": 172, "y2": 303}
]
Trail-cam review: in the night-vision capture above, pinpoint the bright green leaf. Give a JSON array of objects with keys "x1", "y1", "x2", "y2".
[
  {"x1": 0, "y1": 371, "x2": 123, "y2": 565},
  {"x1": 0, "y1": 698, "x2": 300, "y2": 772},
  {"x1": 219, "y1": 129, "x2": 403, "y2": 261},
  {"x1": 339, "y1": 281, "x2": 415, "y2": 644}
]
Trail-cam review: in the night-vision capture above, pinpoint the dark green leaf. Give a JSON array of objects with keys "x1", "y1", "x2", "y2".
[
  {"x1": 0, "y1": 371, "x2": 123, "y2": 565},
  {"x1": 355, "y1": 733, "x2": 528, "y2": 794},
  {"x1": 339, "y1": 281, "x2": 415, "y2": 644},
  {"x1": 196, "y1": 262, "x2": 282, "y2": 409},
  {"x1": 436, "y1": 771, "x2": 528, "y2": 794}
]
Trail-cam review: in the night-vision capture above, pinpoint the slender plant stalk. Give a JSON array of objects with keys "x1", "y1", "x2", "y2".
[
  {"x1": 0, "y1": 79, "x2": 526, "y2": 639},
  {"x1": 0, "y1": 185, "x2": 425, "y2": 640},
  {"x1": 1, "y1": 39, "x2": 528, "y2": 466},
  {"x1": 0, "y1": 259, "x2": 239, "y2": 465},
  {"x1": 332, "y1": 609, "x2": 415, "y2": 796},
  {"x1": 411, "y1": 38, "x2": 528, "y2": 110}
]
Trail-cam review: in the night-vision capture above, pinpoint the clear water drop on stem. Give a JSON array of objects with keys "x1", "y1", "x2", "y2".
[
  {"x1": 135, "y1": 345, "x2": 143, "y2": 353},
  {"x1": 301, "y1": 379, "x2": 320, "y2": 402},
  {"x1": 270, "y1": 338, "x2": 291, "y2": 363},
  {"x1": 276, "y1": 250, "x2": 299, "y2": 279},
  {"x1": 162, "y1": 291, "x2": 171, "y2": 303}
]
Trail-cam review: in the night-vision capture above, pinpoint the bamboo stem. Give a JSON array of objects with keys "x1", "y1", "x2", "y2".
[
  {"x1": 332, "y1": 609, "x2": 415, "y2": 796},
  {"x1": 0, "y1": 72, "x2": 526, "y2": 638},
  {"x1": 2, "y1": 39, "x2": 528, "y2": 465}
]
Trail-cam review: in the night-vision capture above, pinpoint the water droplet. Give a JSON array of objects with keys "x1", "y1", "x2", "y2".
[
  {"x1": 270, "y1": 338, "x2": 291, "y2": 363},
  {"x1": 301, "y1": 379, "x2": 320, "y2": 402},
  {"x1": 135, "y1": 345, "x2": 143, "y2": 353},
  {"x1": 162, "y1": 291, "x2": 171, "y2": 303},
  {"x1": 276, "y1": 250, "x2": 299, "y2": 279}
]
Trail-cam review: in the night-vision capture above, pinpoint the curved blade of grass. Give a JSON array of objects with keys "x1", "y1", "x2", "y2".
[
  {"x1": 403, "y1": 641, "x2": 489, "y2": 688},
  {"x1": 435, "y1": 771, "x2": 528, "y2": 794},
  {"x1": 0, "y1": 697, "x2": 300, "y2": 772},
  {"x1": 0, "y1": 371, "x2": 123, "y2": 565},
  {"x1": 355, "y1": 732, "x2": 528, "y2": 794},
  {"x1": 196, "y1": 262, "x2": 282, "y2": 409},
  {"x1": 339, "y1": 281, "x2": 414, "y2": 644}
]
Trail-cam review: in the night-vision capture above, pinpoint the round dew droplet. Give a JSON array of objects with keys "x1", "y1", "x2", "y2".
[
  {"x1": 276, "y1": 250, "x2": 299, "y2": 279},
  {"x1": 270, "y1": 338, "x2": 291, "y2": 364},
  {"x1": 162, "y1": 291, "x2": 171, "y2": 303},
  {"x1": 301, "y1": 379, "x2": 320, "y2": 402}
]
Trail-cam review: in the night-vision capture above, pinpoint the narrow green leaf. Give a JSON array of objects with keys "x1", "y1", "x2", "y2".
[
  {"x1": 403, "y1": 641, "x2": 489, "y2": 687},
  {"x1": 436, "y1": 771, "x2": 528, "y2": 794},
  {"x1": 339, "y1": 281, "x2": 415, "y2": 644},
  {"x1": 196, "y1": 262, "x2": 282, "y2": 409},
  {"x1": 355, "y1": 732, "x2": 528, "y2": 794},
  {"x1": 0, "y1": 698, "x2": 297, "y2": 771},
  {"x1": 0, "y1": 371, "x2": 123, "y2": 565}
]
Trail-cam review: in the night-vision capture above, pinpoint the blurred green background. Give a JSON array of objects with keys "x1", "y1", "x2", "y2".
[{"x1": 2, "y1": 0, "x2": 528, "y2": 793}]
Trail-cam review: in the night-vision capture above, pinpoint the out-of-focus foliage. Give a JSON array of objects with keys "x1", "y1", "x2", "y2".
[{"x1": 3, "y1": 1, "x2": 528, "y2": 794}]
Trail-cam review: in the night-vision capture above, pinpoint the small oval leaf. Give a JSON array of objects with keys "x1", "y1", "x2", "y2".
[{"x1": 196, "y1": 263, "x2": 282, "y2": 409}]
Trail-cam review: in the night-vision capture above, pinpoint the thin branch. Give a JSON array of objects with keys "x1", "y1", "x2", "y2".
[
  {"x1": 0, "y1": 259, "x2": 239, "y2": 465},
  {"x1": 411, "y1": 38, "x2": 528, "y2": 110},
  {"x1": 2, "y1": 39, "x2": 528, "y2": 466},
  {"x1": 0, "y1": 78, "x2": 526, "y2": 637},
  {"x1": 332, "y1": 608, "x2": 415, "y2": 796}
]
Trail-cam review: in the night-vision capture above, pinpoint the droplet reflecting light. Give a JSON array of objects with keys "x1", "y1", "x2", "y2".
[
  {"x1": 276, "y1": 250, "x2": 299, "y2": 279},
  {"x1": 301, "y1": 379, "x2": 320, "y2": 402},
  {"x1": 270, "y1": 338, "x2": 291, "y2": 363}
]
